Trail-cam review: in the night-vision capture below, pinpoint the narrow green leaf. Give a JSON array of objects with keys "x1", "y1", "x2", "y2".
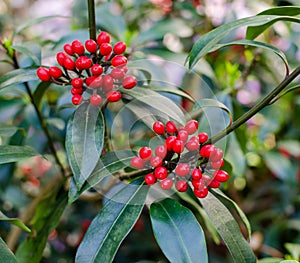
[
  {"x1": 32, "y1": 82, "x2": 52, "y2": 110},
  {"x1": 189, "y1": 15, "x2": 300, "y2": 69},
  {"x1": 0, "y1": 237, "x2": 17, "y2": 263},
  {"x1": 65, "y1": 102, "x2": 105, "y2": 190},
  {"x1": 148, "y1": 85, "x2": 195, "y2": 102},
  {"x1": 210, "y1": 189, "x2": 251, "y2": 240},
  {"x1": 257, "y1": 258, "x2": 283, "y2": 263},
  {"x1": 246, "y1": 7, "x2": 300, "y2": 39},
  {"x1": 11, "y1": 45, "x2": 40, "y2": 65},
  {"x1": 0, "y1": 145, "x2": 39, "y2": 164},
  {"x1": 68, "y1": 150, "x2": 135, "y2": 203},
  {"x1": 150, "y1": 198, "x2": 208, "y2": 263},
  {"x1": 0, "y1": 68, "x2": 38, "y2": 91},
  {"x1": 0, "y1": 125, "x2": 18, "y2": 137},
  {"x1": 75, "y1": 180, "x2": 148, "y2": 263},
  {"x1": 0, "y1": 211, "x2": 31, "y2": 232},
  {"x1": 200, "y1": 192, "x2": 256, "y2": 263}
]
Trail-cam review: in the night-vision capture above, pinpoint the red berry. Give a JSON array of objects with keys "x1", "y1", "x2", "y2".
[
  {"x1": 72, "y1": 94, "x2": 82, "y2": 105},
  {"x1": 71, "y1": 78, "x2": 84, "y2": 88},
  {"x1": 63, "y1": 44, "x2": 74, "y2": 55},
  {"x1": 100, "y1": 43, "x2": 112, "y2": 56},
  {"x1": 37, "y1": 67, "x2": 51, "y2": 82},
  {"x1": 166, "y1": 121, "x2": 177, "y2": 134},
  {"x1": 186, "y1": 138, "x2": 200, "y2": 151},
  {"x1": 199, "y1": 144, "x2": 216, "y2": 159},
  {"x1": 191, "y1": 168, "x2": 202, "y2": 180},
  {"x1": 185, "y1": 120, "x2": 198, "y2": 135},
  {"x1": 165, "y1": 136, "x2": 177, "y2": 151},
  {"x1": 85, "y1": 76, "x2": 96, "y2": 87},
  {"x1": 91, "y1": 64, "x2": 103, "y2": 76},
  {"x1": 150, "y1": 156, "x2": 163, "y2": 168},
  {"x1": 175, "y1": 163, "x2": 190, "y2": 177},
  {"x1": 107, "y1": 91, "x2": 122, "y2": 102},
  {"x1": 139, "y1": 147, "x2": 152, "y2": 160},
  {"x1": 75, "y1": 56, "x2": 92, "y2": 70},
  {"x1": 72, "y1": 40, "x2": 85, "y2": 55},
  {"x1": 155, "y1": 145, "x2": 167, "y2": 159},
  {"x1": 91, "y1": 76, "x2": 103, "y2": 89},
  {"x1": 194, "y1": 187, "x2": 208, "y2": 198},
  {"x1": 85, "y1": 39, "x2": 98, "y2": 53},
  {"x1": 177, "y1": 130, "x2": 189, "y2": 142},
  {"x1": 211, "y1": 148, "x2": 223, "y2": 162},
  {"x1": 97, "y1": 31, "x2": 110, "y2": 45},
  {"x1": 102, "y1": 75, "x2": 114, "y2": 92},
  {"x1": 63, "y1": 56, "x2": 75, "y2": 70},
  {"x1": 90, "y1": 94, "x2": 102, "y2": 106},
  {"x1": 49, "y1": 66, "x2": 63, "y2": 79},
  {"x1": 208, "y1": 179, "x2": 220, "y2": 188},
  {"x1": 154, "y1": 166, "x2": 168, "y2": 180},
  {"x1": 173, "y1": 139, "x2": 184, "y2": 153},
  {"x1": 122, "y1": 75, "x2": 137, "y2": 89},
  {"x1": 214, "y1": 170, "x2": 229, "y2": 182},
  {"x1": 175, "y1": 180, "x2": 188, "y2": 192},
  {"x1": 192, "y1": 179, "x2": 205, "y2": 189},
  {"x1": 160, "y1": 178, "x2": 173, "y2": 190},
  {"x1": 198, "y1": 132, "x2": 209, "y2": 144},
  {"x1": 144, "y1": 173, "x2": 157, "y2": 185},
  {"x1": 56, "y1": 52, "x2": 66, "y2": 66},
  {"x1": 210, "y1": 159, "x2": 224, "y2": 169},
  {"x1": 71, "y1": 87, "x2": 83, "y2": 95},
  {"x1": 153, "y1": 121, "x2": 165, "y2": 135},
  {"x1": 113, "y1": 41, "x2": 126, "y2": 54},
  {"x1": 110, "y1": 68, "x2": 125, "y2": 79},
  {"x1": 131, "y1": 156, "x2": 145, "y2": 169},
  {"x1": 111, "y1": 55, "x2": 127, "y2": 67}
]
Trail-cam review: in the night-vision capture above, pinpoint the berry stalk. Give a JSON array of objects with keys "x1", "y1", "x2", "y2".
[{"x1": 87, "y1": 0, "x2": 96, "y2": 41}]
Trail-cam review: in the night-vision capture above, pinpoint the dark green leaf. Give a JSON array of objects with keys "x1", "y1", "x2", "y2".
[
  {"x1": 200, "y1": 192, "x2": 256, "y2": 263},
  {"x1": 33, "y1": 82, "x2": 52, "y2": 110},
  {"x1": 0, "y1": 237, "x2": 17, "y2": 263},
  {"x1": 246, "y1": 7, "x2": 300, "y2": 39},
  {"x1": 0, "y1": 145, "x2": 39, "y2": 164},
  {"x1": 0, "y1": 68, "x2": 38, "y2": 91},
  {"x1": 150, "y1": 198, "x2": 208, "y2": 263},
  {"x1": 65, "y1": 102, "x2": 105, "y2": 190},
  {"x1": 0, "y1": 211, "x2": 31, "y2": 232},
  {"x1": 75, "y1": 180, "x2": 148, "y2": 263},
  {"x1": 11, "y1": 45, "x2": 40, "y2": 65},
  {"x1": 189, "y1": 15, "x2": 300, "y2": 69},
  {"x1": 68, "y1": 150, "x2": 135, "y2": 203}
]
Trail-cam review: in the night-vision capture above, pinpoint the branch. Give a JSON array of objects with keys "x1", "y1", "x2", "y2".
[{"x1": 87, "y1": 0, "x2": 96, "y2": 40}]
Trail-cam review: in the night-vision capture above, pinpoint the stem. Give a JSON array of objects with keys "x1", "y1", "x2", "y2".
[
  {"x1": 87, "y1": 0, "x2": 96, "y2": 40},
  {"x1": 210, "y1": 65, "x2": 300, "y2": 144},
  {"x1": 11, "y1": 55, "x2": 66, "y2": 177}
]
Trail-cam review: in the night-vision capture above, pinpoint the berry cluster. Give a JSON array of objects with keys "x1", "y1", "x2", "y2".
[
  {"x1": 130, "y1": 120, "x2": 229, "y2": 198},
  {"x1": 36, "y1": 31, "x2": 137, "y2": 107}
]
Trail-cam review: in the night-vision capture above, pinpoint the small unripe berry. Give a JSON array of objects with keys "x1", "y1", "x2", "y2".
[
  {"x1": 165, "y1": 121, "x2": 177, "y2": 134},
  {"x1": 185, "y1": 120, "x2": 198, "y2": 134},
  {"x1": 113, "y1": 41, "x2": 126, "y2": 54},
  {"x1": 175, "y1": 180, "x2": 188, "y2": 192},
  {"x1": 37, "y1": 67, "x2": 51, "y2": 82},
  {"x1": 160, "y1": 178, "x2": 173, "y2": 190},
  {"x1": 107, "y1": 91, "x2": 122, "y2": 102},
  {"x1": 97, "y1": 31, "x2": 110, "y2": 45},
  {"x1": 153, "y1": 121, "x2": 165, "y2": 135},
  {"x1": 145, "y1": 173, "x2": 157, "y2": 185},
  {"x1": 49, "y1": 66, "x2": 63, "y2": 79},
  {"x1": 85, "y1": 39, "x2": 98, "y2": 53},
  {"x1": 72, "y1": 94, "x2": 83, "y2": 105},
  {"x1": 154, "y1": 166, "x2": 168, "y2": 180},
  {"x1": 90, "y1": 94, "x2": 102, "y2": 106},
  {"x1": 131, "y1": 156, "x2": 145, "y2": 169},
  {"x1": 122, "y1": 75, "x2": 137, "y2": 89},
  {"x1": 139, "y1": 147, "x2": 152, "y2": 160}
]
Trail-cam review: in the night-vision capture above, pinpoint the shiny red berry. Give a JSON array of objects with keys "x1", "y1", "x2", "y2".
[
  {"x1": 185, "y1": 120, "x2": 198, "y2": 135},
  {"x1": 122, "y1": 75, "x2": 137, "y2": 89},
  {"x1": 211, "y1": 148, "x2": 223, "y2": 162},
  {"x1": 166, "y1": 121, "x2": 177, "y2": 134},
  {"x1": 185, "y1": 138, "x2": 200, "y2": 151},
  {"x1": 49, "y1": 66, "x2": 63, "y2": 79},
  {"x1": 110, "y1": 68, "x2": 125, "y2": 79},
  {"x1": 111, "y1": 55, "x2": 127, "y2": 67},
  {"x1": 102, "y1": 75, "x2": 114, "y2": 92},
  {"x1": 91, "y1": 64, "x2": 103, "y2": 76},
  {"x1": 173, "y1": 139, "x2": 184, "y2": 153},
  {"x1": 145, "y1": 173, "x2": 157, "y2": 185},
  {"x1": 72, "y1": 40, "x2": 85, "y2": 55},
  {"x1": 208, "y1": 179, "x2": 221, "y2": 188},
  {"x1": 155, "y1": 145, "x2": 167, "y2": 159},
  {"x1": 150, "y1": 156, "x2": 163, "y2": 168},
  {"x1": 200, "y1": 144, "x2": 216, "y2": 159},
  {"x1": 214, "y1": 170, "x2": 229, "y2": 182},
  {"x1": 63, "y1": 44, "x2": 74, "y2": 55},
  {"x1": 175, "y1": 180, "x2": 188, "y2": 192},
  {"x1": 177, "y1": 130, "x2": 188, "y2": 142},
  {"x1": 139, "y1": 147, "x2": 152, "y2": 160},
  {"x1": 154, "y1": 166, "x2": 168, "y2": 180},
  {"x1": 175, "y1": 163, "x2": 190, "y2": 177},
  {"x1": 131, "y1": 156, "x2": 145, "y2": 169},
  {"x1": 85, "y1": 39, "x2": 98, "y2": 53},
  {"x1": 165, "y1": 136, "x2": 177, "y2": 151},
  {"x1": 100, "y1": 43, "x2": 112, "y2": 56},
  {"x1": 97, "y1": 31, "x2": 110, "y2": 45},
  {"x1": 56, "y1": 52, "x2": 66, "y2": 66},
  {"x1": 198, "y1": 132, "x2": 209, "y2": 144},
  {"x1": 72, "y1": 94, "x2": 82, "y2": 105},
  {"x1": 107, "y1": 91, "x2": 122, "y2": 102},
  {"x1": 192, "y1": 179, "x2": 205, "y2": 189},
  {"x1": 71, "y1": 78, "x2": 84, "y2": 88},
  {"x1": 37, "y1": 67, "x2": 51, "y2": 82},
  {"x1": 113, "y1": 41, "x2": 126, "y2": 54},
  {"x1": 191, "y1": 168, "x2": 202, "y2": 180},
  {"x1": 71, "y1": 87, "x2": 83, "y2": 95},
  {"x1": 160, "y1": 178, "x2": 173, "y2": 190},
  {"x1": 90, "y1": 94, "x2": 102, "y2": 106},
  {"x1": 210, "y1": 159, "x2": 224, "y2": 169},
  {"x1": 153, "y1": 121, "x2": 165, "y2": 135},
  {"x1": 63, "y1": 56, "x2": 75, "y2": 70},
  {"x1": 194, "y1": 187, "x2": 208, "y2": 198},
  {"x1": 76, "y1": 56, "x2": 92, "y2": 70}
]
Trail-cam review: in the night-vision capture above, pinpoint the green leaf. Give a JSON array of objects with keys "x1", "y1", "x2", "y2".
[
  {"x1": 208, "y1": 39, "x2": 289, "y2": 75},
  {"x1": 15, "y1": 181, "x2": 67, "y2": 263},
  {"x1": 200, "y1": 191, "x2": 256, "y2": 263},
  {"x1": 0, "y1": 237, "x2": 17, "y2": 263},
  {"x1": 0, "y1": 125, "x2": 19, "y2": 137},
  {"x1": 150, "y1": 198, "x2": 208, "y2": 263},
  {"x1": 11, "y1": 45, "x2": 40, "y2": 65},
  {"x1": 32, "y1": 82, "x2": 52, "y2": 110},
  {"x1": 65, "y1": 102, "x2": 105, "y2": 190},
  {"x1": 246, "y1": 7, "x2": 300, "y2": 40},
  {"x1": 0, "y1": 145, "x2": 39, "y2": 164},
  {"x1": 0, "y1": 68, "x2": 38, "y2": 91},
  {"x1": 75, "y1": 180, "x2": 148, "y2": 263},
  {"x1": 148, "y1": 85, "x2": 195, "y2": 102},
  {"x1": 257, "y1": 258, "x2": 283, "y2": 263},
  {"x1": 188, "y1": 15, "x2": 300, "y2": 69},
  {"x1": 68, "y1": 150, "x2": 135, "y2": 203},
  {"x1": 210, "y1": 189, "x2": 251, "y2": 240},
  {"x1": 0, "y1": 211, "x2": 31, "y2": 232},
  {"x1": 133, "y1": 18, "x2": 192, "y2": 45}
]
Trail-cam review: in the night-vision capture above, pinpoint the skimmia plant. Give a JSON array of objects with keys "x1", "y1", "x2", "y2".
[{"x1": 0, "y1": 1, "x2": 300, "y2": 262}]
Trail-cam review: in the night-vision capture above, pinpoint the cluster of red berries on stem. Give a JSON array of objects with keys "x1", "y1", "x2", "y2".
[
  {"x1": 36, "y1": 31, "x2": 137, "y2": 107},
  {"x1": 130, "y1": 119, "x2": 230, "y2": 198}
]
